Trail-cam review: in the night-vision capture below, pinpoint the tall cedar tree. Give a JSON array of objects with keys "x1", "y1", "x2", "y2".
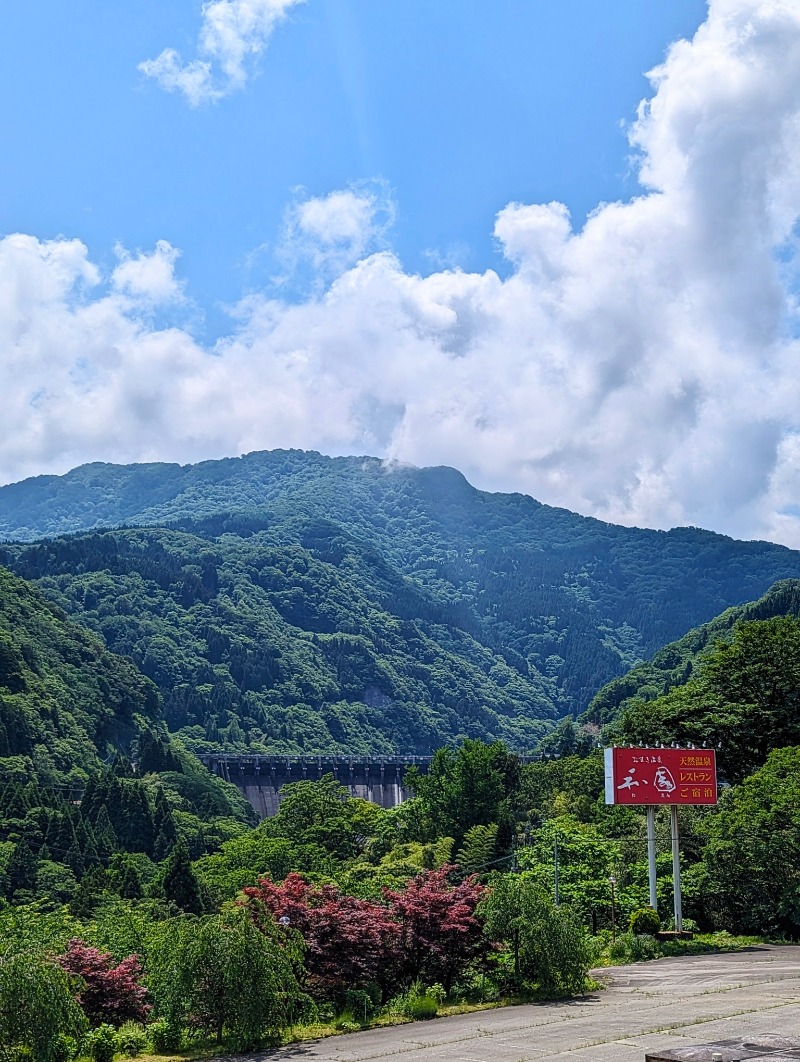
[{"x1": 162, "y1": 841, "x2": 204, "y2": 913}]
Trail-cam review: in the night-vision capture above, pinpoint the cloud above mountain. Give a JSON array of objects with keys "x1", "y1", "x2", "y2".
[{"x1": 5, "y1": 0, "x2": 800, "y2": 546}]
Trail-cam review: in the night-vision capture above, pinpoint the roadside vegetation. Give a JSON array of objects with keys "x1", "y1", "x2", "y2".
[{"x1": 2, "y1": 727, "x2": 794, "y2": 1061}]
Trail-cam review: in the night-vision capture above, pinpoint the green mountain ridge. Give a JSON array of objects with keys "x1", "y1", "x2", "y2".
[
  {"x1": 0, "y1": 565, "x2": 160, "y2": 784},
  {"x1": 585, "y1": 578, "x2": 800, "y2": 727},
  {"x1": 3, "y1": 449, "x2": 800, "y2": 752},
  {"x1": 582, "y1": 578, "x2": 800, "y2": 783}
]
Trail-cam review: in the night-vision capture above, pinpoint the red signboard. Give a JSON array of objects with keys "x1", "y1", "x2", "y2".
[{"x1": 604, "y1": 747, "x2": 717, "y2": 805}]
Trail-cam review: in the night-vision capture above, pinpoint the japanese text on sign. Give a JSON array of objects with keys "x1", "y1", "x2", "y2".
[{"x1": 604, "y1": 747, "x2": 717, "y2": 805}]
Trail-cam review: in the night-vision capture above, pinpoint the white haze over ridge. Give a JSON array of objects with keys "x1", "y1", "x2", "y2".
[{"x1": 4, "y1": 0, "x2": 800, "y2": 545}]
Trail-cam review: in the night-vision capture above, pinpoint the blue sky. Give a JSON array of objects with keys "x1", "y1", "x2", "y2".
[
  {"x1": 1, "y1": 1, "x2": 705, "y2": 337},
  {"x1": 3, "y1": 1, "x2": 800, "y2": 548}
]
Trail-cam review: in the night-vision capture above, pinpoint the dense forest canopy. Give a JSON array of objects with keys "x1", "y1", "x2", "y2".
[
  {"x1": 3, "y1": 450, "x2": 800, "y2": 754},
  {"x1": 0, "y1": 564, "x2": 256, "y2": 912}
]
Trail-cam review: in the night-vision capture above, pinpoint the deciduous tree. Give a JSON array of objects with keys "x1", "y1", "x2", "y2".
[
  {"x1": 384, "y1": 867, "x2": 486, "y2": 991},
  {"x1": 57, "y1": 938, "x2": 150, "y2": 1027},
  {"x1": 243, "y1": 873, "x2": 399, "y2": 997},
  {"x1": 0, "y1": 950, "x2": 87, "y2": 1062}
]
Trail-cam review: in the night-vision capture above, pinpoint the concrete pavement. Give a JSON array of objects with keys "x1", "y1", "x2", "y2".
[{"x1": 216, "y1": 946, "x2": 800, "y2": 1062}]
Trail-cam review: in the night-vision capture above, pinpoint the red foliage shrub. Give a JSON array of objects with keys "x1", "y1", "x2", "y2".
[
  {"x1": 243, "y1": 873, "x2": 400, "y2": 996},
  {"x1": 57, "y1": 938, "x2": 150, "y2": 1026},
  {"x1": 384, "y1": 866, "x2": 487, "y2": 990}
]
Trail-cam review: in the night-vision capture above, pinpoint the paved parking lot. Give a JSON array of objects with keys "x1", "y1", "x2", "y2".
[{"x1": 218, "y1": 946, "x2": 800, "y2": 1062}]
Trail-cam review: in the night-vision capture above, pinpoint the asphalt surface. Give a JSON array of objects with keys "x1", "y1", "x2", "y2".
[{"x1": 213, "y1": 946, "x2": 800, "y2": 1062}]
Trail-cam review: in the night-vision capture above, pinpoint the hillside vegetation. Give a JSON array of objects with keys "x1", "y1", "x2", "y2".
[
  {"x1": 3, "y1": 450, "x2": 800, "y2": 752},
  {"x1": 0, "y1": 564, "x2": 254, "y2": 910}
]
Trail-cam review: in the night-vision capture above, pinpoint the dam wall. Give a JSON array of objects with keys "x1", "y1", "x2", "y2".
[{"x1": 197, "y1": 753, "x2": 433, "y2": 819}]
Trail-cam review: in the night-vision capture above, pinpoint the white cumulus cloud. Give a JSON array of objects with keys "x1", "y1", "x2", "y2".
[
  {"x1": 139, "y1": 0, "x2": 304, "y2": 105},
  {"x1": 5, "y1": 0, "x2": 800, "y2": 546},
  {"x1": 275, "y1": 182, "x2": 397, "y2": 289},
  {"x1": 111, "y1": 241, "x2": 185, "y2": 305}
]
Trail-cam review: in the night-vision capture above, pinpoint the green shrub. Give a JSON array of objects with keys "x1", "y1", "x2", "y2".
[
  {"x1": 85, "y1": 1025, "x2": 117, "y2": 1062},
  {"x1": 401, "y1": 983, "x2": 439, "y2": 1020},
  {"x1": 147, "y1": 1019, "x2": 183, "y2": 1053},
  {"x1": 52, "y1": 1036, "x2": 77, "y2": 1062},
  {"x1": 427, "y1": 984, "x2": 446, "y2": 1005},
  {"x1": 608, "y1": 932, "x2": 661, "y2": 963},
  {"x1": 114, "y1": 1023, "x2": 148, "y2": 1058},
  {"x1": 341, "y1": 988, "x2": 379, "y2": 1024},
  {"x1": 629, "y1": 907, "x2": 660, "y2": 936}
]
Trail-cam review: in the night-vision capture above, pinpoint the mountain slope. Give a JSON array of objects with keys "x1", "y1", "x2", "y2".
[
  {"x1": 0, "y1": 564, "x2": 255, "y2": 905},
  {"x1": 1, "y1": 526, "x2": 558, "y2": 754},
  {"x1": 582, "y1": 579, "x2": 800, "y2": 782},
  {"x1": 3, "y1": 450, "x2": 800, "y2": 738},
  {"x1": 584, "y1": 578, "x2": 800, "y2": 727},
  {"x1": 0, "y1": 565, "x2": 160, "y2": 783}
]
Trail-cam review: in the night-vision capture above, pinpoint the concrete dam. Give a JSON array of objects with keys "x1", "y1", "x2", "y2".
[{"x1": 198, "y1": 754, "x2": 433, "y2": 819}]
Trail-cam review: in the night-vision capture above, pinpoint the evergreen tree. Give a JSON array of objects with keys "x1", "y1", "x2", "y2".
[
  {"x1": 93, "y1": 805, "x2": 118, "y2": 858},
  {"x1": 153, "y1": 787, "x2": 178, "y2": 861},
  {"x1": 6, "y1": 839, "x2": 38, "y2": 899},
  {"x1": 162, "y1": 842, "x2": 204, "y2": 913},
  {"x1": 70, "y1": 866, "x2": 108, "y2": 919},
  {"x1": 118, "y1": 860, "x2": 143, "y2": 900},
  {"x1": 1, "y1": 783, "x2": 29, "y2": 820},
  {"x1": 116, "y1": 783, "x2": 155, "y2": 854}
]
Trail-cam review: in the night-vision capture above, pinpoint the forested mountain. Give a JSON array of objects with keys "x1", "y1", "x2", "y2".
[
  {"x1": 3, "y1": 449, "x2": 800, "y2": 752},
  {"x1": 0, "y1": 527, "x2": 558, "y2": 754},
  {"x1": 0, "y1": 566, "x2": 160, "y2": 785},
  {"x1": 583, "y1": 578, "x2": 800, "y2": 782},
  {"x1": 585, "y1": 578, "x2": 800, "y2": 726},
  {"x1": 0, "y1": 563, "x2": 254, "y2": 905}
]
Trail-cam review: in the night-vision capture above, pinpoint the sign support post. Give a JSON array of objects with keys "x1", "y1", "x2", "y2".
[
  {"x1": 670, "y1": 804, "x2": 682, "y2": 932},
  {"x1": 646, "y1": 806, "x2": 657, "y2": 910}
]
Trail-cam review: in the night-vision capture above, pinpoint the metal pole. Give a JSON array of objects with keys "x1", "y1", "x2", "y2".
[
  {"x1": 670, "y1": 804, "x2": 683, "y2": 932},
  {"x1": 554, "y1": 832, "x2": 560, "y2": 906},
  {"x1": 647, "y1": 806, "x2": 658, "y2": 911},
  {"x1": 609, "y1": 876, "x2": 616, "y2": 942}
]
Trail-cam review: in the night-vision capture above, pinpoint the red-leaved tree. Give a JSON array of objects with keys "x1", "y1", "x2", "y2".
[
  {"x1": 384, "y1": 867, "x2": 487, "y2": 991},
  {"x1": 57, "y1": 939, "x2": 150, "y2": 1027},
  {"x1": 243, "y1": 873, "x2": 400, "y2": 998}
]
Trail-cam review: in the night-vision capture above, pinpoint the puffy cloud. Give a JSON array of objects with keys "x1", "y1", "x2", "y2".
[
  {"x1": 276, "y1": 182, "x2": 397, "y2": 289},
  {"x1": 5, "y1": 0, "x2": 800, "y2": 545},
  {"x1": 139, "y1": 0, "x2": 303, "y2": 105},
  {"x1": 111, "y1": 241, "x2": 185, "y2": 305}
]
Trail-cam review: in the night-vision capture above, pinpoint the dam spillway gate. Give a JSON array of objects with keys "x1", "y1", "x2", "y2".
[{"x1": 198, "y1": 754, "x2": 433, "y2": 819}]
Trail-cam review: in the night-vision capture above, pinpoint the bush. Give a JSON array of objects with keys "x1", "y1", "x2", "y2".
[
  {"x1": 52, "y1": 1036, "x2": 77, "y2": 1062},
  {"x1": 114, "y1": 1023, "x2": 148, "y2": 1058},
  {"x1": 85, "y1": 1025, "x2": 117, "y2": 1062},
  {"x1": 401, "y1": 983, "x2": 439, "y2": 1020},
  {"x1": 341, "y1": 988, "x2": 379, "y2": 1024},
  {"x1": 146, "y1": 1019, "x2": 183, "y2": 1053},
  {"x1": 607, "y1": 932, "x2": 661, "y2": 963},
  {"x1": 629, "y1": 907, "x2": 660, "y2": 936}
]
